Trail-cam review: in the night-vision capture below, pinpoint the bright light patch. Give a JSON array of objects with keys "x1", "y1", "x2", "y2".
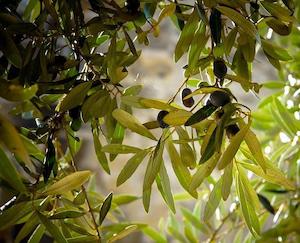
[
  {"x1": 267, "y1": 28, "x2": 273, "y2": 39},
  {"x1": 284, "y1": 86, "x2": 290, "y2": 95},
  {"x1": 278, "y1": 236, "x2": 283, "y2": 242},
  {"x1": 230, "y1": 203, "x2": 237, "y2": 212},
  {"x1": 264, "y1": 146, "x2": 271, "y2": 154},
  {"x1": 247, "y1": 171, "x2": 253, "y2": 179},
  {"x1": 292, "y1": 136, "x2": 298, "y2": 146},
  {"x1": 287, "y1": 100, "x2": 294, "y2": 109},
  {"x1": 216, "y1": 208, "x2": 221, "y2": 221},
  {"x1": 279, "y1": 132, "x2": 291, "y2": 143},
  {"x1": 288, "y1": 74, "x2": 297, "y2": 86},
  {"x1": 295, "y1": 111, "x2": 300, "y2": 120},
  {"x1": 209, "y1": 184, "x2": 214, "y2": 191}
]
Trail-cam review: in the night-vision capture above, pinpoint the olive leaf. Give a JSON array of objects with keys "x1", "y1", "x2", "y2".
[{"x1": 99, "y1": 192, "x2": 113, "y2": 225}]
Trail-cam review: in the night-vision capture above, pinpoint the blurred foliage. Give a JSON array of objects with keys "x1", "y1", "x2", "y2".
[{"x1": 0, "y1": 0, "x2": 299, "y2": 242}]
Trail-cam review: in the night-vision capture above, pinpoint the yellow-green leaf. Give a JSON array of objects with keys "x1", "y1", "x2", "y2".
[
  {"x1": 167, "y1": 140, "x2": 197, "y2": 198},
  {"x1": 163, "y1": 110, "x2": 192, "y2": 126},
  {"x1": 44, "y1": 171, "x2": 92, "y2": 195},
  {"x1": 102, "y1": 144, "x2": 142, "y2": 154},
  {"x1": 261, "y1": 1, "x2": 294, "y2": 22},
  {"x1": 176, "y1": 127, "x2": 196, "y2": 168},
  {"x1": 216, "y1": 6, "x2": 258, "y2": 40},
  {"x1": 0, "y1": 147, "x2": 27, "y2": 193},
  {"x1": 218, "y1": 120, "x2": 251, "y2": 170},
  {"x1": 0, "y1": 80, "x2": 38, "y2": 102},
  {"x1": 239, "y1": 120, "x2": 267, "y2": 172},
  {"x1": 190, "y1": 152, "x2": 221, "y2": 191},
  {"x1": 139, "y1": 98, "x2": 176, "y2": 111},
  {"x1": 99, "y1": 192, "x2": 113, "y2": 225},
  {"x1": 0, "y1": 114, "x2": 33, "y2": 169},
  {"x1": 239, "y1": 161, "x2": 295, "y2": 190},
  {"x1": 112, "y1": 109, "x2": 157, "y2": 140},
  {"x1": 203, "y1": 179, "x2": 222, "y2": 221},
  {"x1": 117, "y1": 150, "x2": 149, "y2": 186},
  {"x1": 221, "y1": 162, "x2": 233, "y2": 201},
  {"x1": 108, "y1": 225, "x2": 138, "y2": 243},
  {"x1": 59, "y1": 82, "x2": 92, "y2": 112}
]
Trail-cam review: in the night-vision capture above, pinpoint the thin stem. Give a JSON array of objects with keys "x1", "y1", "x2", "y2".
[{"x1": 168, "y1": 77, "x2": 190, "y2": 103}]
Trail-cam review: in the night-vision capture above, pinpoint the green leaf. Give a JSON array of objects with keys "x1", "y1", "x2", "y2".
[
  {"x1": 216, "y1": 6, "x2": 258, "y2": 40},
  {"x1": 142, "y1": 226, "x2": 167, "y2": 243},
  {"x1": 175, "y1": 127, "x2": 196, "y2": 168},
  {"x1": 0, "y1": 113, "x2": 33, "y2": 169},
  {"x1": 235, "y1": 167, "x2": 260, "y2": 238},
  {"x1": 59, "y1": 82, "x2": 92, "y2": 112},
  {"x1": 44, "y1": 170, "x2": 92, "y2": 195},
  {"x1": 175, "y1": 9, "x2": 199, "y2": 62},
  {"x1": 112, "y1": 109, "x2": 157, "y2": 140},
  {"x1": 239, "y1": 120, "x2": 267, "y2": 172},
  {"x1": 113, "y1": 195, "x2": 140, "y2": 206},
  {"x1": 101, "y1": 144, "x2": 142, "y2": 154},
  {"x1": 166, "y1": 140, "x2": 197, "y2": 198},
  {"x1": 224, "y1": 27, "x2": 238, "y2": 56},
  {"x1": 218, "y1": 120, "x2": 251, "y2": 170},
  {"x1": 190, "y1": 152, "x2": 221, "y2": 191},
  {"x1": 203, "y1": 179, "x2": 222, "y2": 221},
  {"x1": 92, "y1": 128, "x2": 110, "y2": 174},
  {"x1": 143, "y1": 140, "x2": 164, "y2": 212},
  {"x1": 163, "y1": 110, "x2": 192, "y2": 126},
  {"x1": 239, "y1": 161, "x2": 295, "y2": 190},
  {"x1": 261, "y1": 1, "x2": 294, "y2": 22},
  {"x1": 0, "y1": 80, "x2": 38, "y2": 102},
  {"x1": 139, "y1": 98, "x2": 176, "y2": 111},
  {"x1": 221, "y1": 162, "x2": 233, "y2": 201},
  {"x1": 15, "y1": 213, "x2": 39, "y2": 243},
  {"x1": 107, "y1": 225, "x2": 138, "y2": 243},
  {"x1": 185, "y1": 104, "x2": 217, "y2": 126},
  {"x1": 99, "y1": 192, "x2": 113, "y2": 225},
  {"x1": 261, "y1": 39, "x2": 292, "y2": 61},
  {"x1": 156, "y1": 163, "x2": 176, "y2": 213},
  {"x1": 49, "y1": 210, "x2": 85, "y2": 219},
  {"x1": 181, "y1": 208, "x2": 210, "y2": 235},
  {"x1": 37, "y1": 211, "x2": 67, "y2": 243},
  {"x1": 20, "y1": 135, "x2": 44, "y2": 161},
  {"x1": 158, "y1": 3, "x2": 176, "y2": 23},
  {"x1": 0, "y1": 31, "x2": 22, "y2": 68},
  {"x1": 117, "y1": 149, "x2": 149, "y2": 186},
  {"x1": 0, "y1": 147, "x2": 27, "y2": 193},
  {"x1": 28, "y1": 224, "x2": 45, "y2": 243}
]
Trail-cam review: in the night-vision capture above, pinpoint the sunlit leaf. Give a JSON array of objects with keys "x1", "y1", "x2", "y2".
[
  {"x1": 44, "y1": 171, "x2": 92, "y2": 195},
  {"x1": 102, "y1": 144, "x2": 142, "y2": 154},
  {"x1": 203, "y1": 179, "x2": 222, "y2": 221},
  {"x1": 112, "y1": 109, "x2": 157, "y2": 140},
  {"x1": 0, "y1": 80, "x2": 38, "y2": 101}
]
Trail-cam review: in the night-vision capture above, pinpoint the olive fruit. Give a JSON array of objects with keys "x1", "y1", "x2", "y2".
[
  {"x1": 71, "y1": 118, "x2": 82, "y2": 131},
  {"x1": 181, "y1": 88, "x2": 195, "y2": 108},
  {"x1": 209, "y1": 91, "x2": 230, "y2": 107},
  {"x1": 209, "y1": 8, "x2": 222, "y2": 45},
  {"x1": 213, "y1": 59, "x2": 227, "y2": 80},
  {"x1": 126, "y1": 0, "x2": 140, "y2": 14},
  {"x1": 69, "y1": 106, "x2": 81, "y2": 120},
  {"x1": 226, "y1": 124, "x2": 240, "y2": 138},
  {"x1": 157, "y1": 110, "x2": 169, "y2": 128},
  {"x1": 198, "y1": 81, "x2": 209, "y2": 88}
]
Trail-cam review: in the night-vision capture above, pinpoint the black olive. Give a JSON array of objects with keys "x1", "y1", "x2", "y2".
[
  {"x1": 7, "y1": 65, "x2": 20, "y2": 80},
  {"x1": 54, "y1": 55, "x2": 67, "y2": 67},
  {"x1": 213, "y1": 59, "x2": 227, "y2": 80},
  {"x1": 157, "y1": 110, "x2": 169, "y2": 128},
  {"x1": 126, "y1": 0, "x2": 140, "y2": 14},
  {"x1": 181, "y1": 88, "x2": 195, "y2": 108},
  {"x1": 69, "y1": 106, "x2": 81, "y2": 120},
  {"x1": 209, "y1": 8, "x2": 222, "y2": 45},
  {"x1": 209, "y1": 91, "x2": 231, "y2": 107},
  {"x1": 226, "y1": 124, "x2": 240, "y2": 138}
]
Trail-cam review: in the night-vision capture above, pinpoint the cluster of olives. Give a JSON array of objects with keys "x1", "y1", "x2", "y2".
[{"x1": 69, "y1": 106, "x2": 82, "y2": 131}]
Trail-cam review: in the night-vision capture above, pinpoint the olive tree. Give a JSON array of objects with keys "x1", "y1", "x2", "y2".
[{"x1": 0, "y1": 0, "x2": 299, "y2": 242}]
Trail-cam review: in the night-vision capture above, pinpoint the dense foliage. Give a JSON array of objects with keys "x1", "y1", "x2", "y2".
[{"x1": 0, "y1": 0, "x2": 299, "y2": 242}]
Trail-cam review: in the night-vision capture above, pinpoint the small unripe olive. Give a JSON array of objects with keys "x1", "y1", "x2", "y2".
[
  {"x1": 226, "y1": 124, "x2": 240, "y2": 138},
  {"x1": 181, "y1": 88, "x2": 195, "y2": 108},
  {"x1": 209, "y1": 91, "x2": 231, "y2": 107},
  {"x1": 213, "y1": 59, "x2": 227, "y2": 80},
  {"x1": 71, "y1": 118, "x2": 82, "y2": 131},
  {"x1": 157, "y1": 110, "x2": 169, "y2": 128}
]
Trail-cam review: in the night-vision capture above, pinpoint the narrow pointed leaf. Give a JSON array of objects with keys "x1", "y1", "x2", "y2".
[
  {"x1": 99, "y1": 193, "x2": 113, "y2": 225},
  {"x1": 257, "y1": 193, "x2": 275, "y2": 215},
  {"x1": 44, "y1": 171, "x2": 91, "y2": 195},
  {"x1": 185, "y1": 104, "x2": 217, "y2": 126},
  {"x1": 101, "y1": 144, "x2": 142, "y2": 154},
  {"x1": 221, "y1": 162, "x2": 233, "y2": 201},
  {"x1": 203, "y1": 179, "x2": 222, "y2": 221},
  {"x1": 93, "y1": 129, "x2": 110, "y2": 174},
  {"x1": 112, "y1": 109, "x2": 157, "y2": 140}
]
